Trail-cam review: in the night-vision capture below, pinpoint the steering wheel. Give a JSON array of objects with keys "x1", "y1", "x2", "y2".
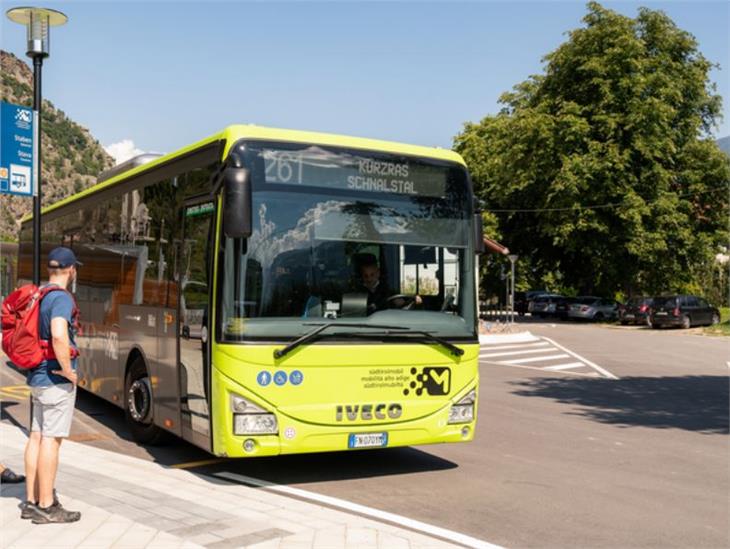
[{"x1": 386, "y1": 294, "x2": 417, "y2": 310}]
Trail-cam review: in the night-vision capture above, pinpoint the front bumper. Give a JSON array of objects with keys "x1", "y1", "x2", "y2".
[{"x1": 212, "y1": 368, "x2": 478, "y2": 458}]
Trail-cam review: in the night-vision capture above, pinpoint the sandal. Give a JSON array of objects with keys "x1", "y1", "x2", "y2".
[{"x1": 1, "y1": 468, "x2": 26, "y2": 484}]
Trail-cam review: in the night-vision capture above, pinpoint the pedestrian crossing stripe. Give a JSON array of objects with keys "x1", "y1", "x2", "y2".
[
  {"x1": 477, "y1": 341, "x2": 550, "y2": 352},
  {"x1": 542, "y1": 362, "x2": 585, "y2": 371},
  {"x1": 499, "y1": 353, "x2": 569, "y2": 364},
  {"x1": 478, "y1": 336, "x2": 618, "y2": 380},
  {"x1": 480, "y1": 346, "x2": 555, "y2": 358}
]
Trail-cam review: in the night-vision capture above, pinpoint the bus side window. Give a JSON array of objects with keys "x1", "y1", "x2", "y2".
[{"x1": 180, "y1": 201, "x2": 214, "y2": 340}]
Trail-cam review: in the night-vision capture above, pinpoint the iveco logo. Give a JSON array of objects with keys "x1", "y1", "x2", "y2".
[{"x1": 335, "y1": 403, "x2": 402, "y2": 422}]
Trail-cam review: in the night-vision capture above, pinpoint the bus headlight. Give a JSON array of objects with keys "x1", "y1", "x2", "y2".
[
  {"x1": 448, "y1": 389, "x2": 476, "y2": 424},
  {"x1": 234, "y1": 413, "x2": 278, "y2": 435},
  {"x1": 230, "y1": 393, "x2": 278, "y2": 435}
]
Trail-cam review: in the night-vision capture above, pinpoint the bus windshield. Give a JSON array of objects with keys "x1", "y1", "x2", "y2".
[{"x1": 219, "y1": 142, "x2": 476, "y2": 341}]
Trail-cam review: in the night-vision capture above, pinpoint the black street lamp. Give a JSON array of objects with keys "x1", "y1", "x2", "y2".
[{"x1": 6, "y1": 6, "x2": 68, "y2": 285}]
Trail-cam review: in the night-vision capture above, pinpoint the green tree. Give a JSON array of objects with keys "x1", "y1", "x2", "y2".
[{"x1": 455, "y1": 2, "x2": 730, "y2": 302}]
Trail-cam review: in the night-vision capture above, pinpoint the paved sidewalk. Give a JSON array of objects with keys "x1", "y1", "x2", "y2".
[{"x1": 0, "y1": 423, "x2": 475, "y2": 548}]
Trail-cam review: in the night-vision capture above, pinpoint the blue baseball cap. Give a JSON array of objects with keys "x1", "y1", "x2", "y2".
[{"x1": 48, "y1": 247, "x2": 82, "y2": 268}]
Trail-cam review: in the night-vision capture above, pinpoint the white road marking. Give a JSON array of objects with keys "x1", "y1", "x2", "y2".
[
  {"x1": 499, "y1": 353, "x2": 570, "y2": 364},
  {"x1": 479, "y1": 333, "x2": 618, "y2": 380},
  {"x1": 480, "y1": 347, "x2": 558, "y2": 358},
  {"x1": 477, "y1": 341, "x2": 550, "y2": 352},
  {"x1": 540, "y1": 336, "x2": 619, "y2": 380},
  {"x1": 492, "y1": 362, "x2": 601, "y2": 378},
  {"x1": 213, "y1": 471, "x2": 502, "y2": 549},
  {"x1": 542, "y1": 362, "x2": 585, "y2": 371}
]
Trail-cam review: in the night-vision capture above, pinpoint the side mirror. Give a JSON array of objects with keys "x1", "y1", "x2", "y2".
[{"x1": 222, "y1": 167, "x2": 252, "y2": 239}]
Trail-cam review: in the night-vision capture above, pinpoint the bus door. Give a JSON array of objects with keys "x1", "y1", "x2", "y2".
[{"x1": 177, "y1": 197, "x2": 215, "y2": 443}]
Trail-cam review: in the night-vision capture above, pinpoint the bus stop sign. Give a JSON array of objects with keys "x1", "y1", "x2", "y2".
[{"x1": 0, "y1": 101, "x2": 35, "y2": 197}]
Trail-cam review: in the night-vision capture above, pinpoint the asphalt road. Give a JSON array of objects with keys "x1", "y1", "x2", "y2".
[{"x1": 2, "y1": 322, "x2": 728, "y2": 548}]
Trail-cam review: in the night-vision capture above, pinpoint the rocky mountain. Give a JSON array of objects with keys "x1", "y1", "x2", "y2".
[{"x1": 1, "y1": 50, "x2": 114, "y2": 241}]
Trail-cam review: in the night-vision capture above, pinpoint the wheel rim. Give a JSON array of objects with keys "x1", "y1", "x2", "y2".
[
  {"x1": 128, "y1": 377, "x2": 152, "y2": 423},
  {"x1": 712, "y1": 314, "x2": 720, "y2": 325},
  {"x1": 682, "y1": 316, "x2": 690, "y2": 329}
]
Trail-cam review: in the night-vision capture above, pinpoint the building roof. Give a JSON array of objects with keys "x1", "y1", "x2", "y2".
[{"x1": 483, "y1": 236, "x2": 510, "y2": 255}]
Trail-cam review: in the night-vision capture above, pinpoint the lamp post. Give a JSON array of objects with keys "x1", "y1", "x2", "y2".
[
  {"x1": 507, "y1": 254, "x2": 518, "y2": 324},
  {"x1": 6, "y1": 6, "x2": 68, "y2": 285}
]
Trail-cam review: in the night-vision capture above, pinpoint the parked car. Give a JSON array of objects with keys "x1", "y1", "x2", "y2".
[
  {"x1": 555, "y1": 296, "x2": 579, "y2": 320},
  {"x1": 514, "y1": 291, "x2": 528, "y2": 316},
  {"x1": 618, "y1": 297, "x2": 653, "y2": 326},
  {"x1": 530, "y1": 294, "x2": 563, "y2": 318},
  {"x1": 520, "y1": 290, "x2": 547, "y2": 315},
  {"x1": 568, "y1": 297, "x2": 620, "y2": 321},
  {"x1": 650, "y1": 295, "x2": 721, "y2": 329}
]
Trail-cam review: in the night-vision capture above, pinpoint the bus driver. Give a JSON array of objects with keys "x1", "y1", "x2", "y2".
[{"x1": 357, "y1": 254, "x2": 421, "y2": 313}]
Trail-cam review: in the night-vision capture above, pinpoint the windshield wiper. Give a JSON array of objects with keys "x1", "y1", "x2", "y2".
[
  {"x1": 273, "y1": 323, "x2": 464, "y2": 359},
  {"x1": 393, "y1": 330, "x2": 465, "y2": 357}
]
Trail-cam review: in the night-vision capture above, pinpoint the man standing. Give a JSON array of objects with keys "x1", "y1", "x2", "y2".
[{"x1": 22, "y1": 247, "x2": 81, "y2": 524}]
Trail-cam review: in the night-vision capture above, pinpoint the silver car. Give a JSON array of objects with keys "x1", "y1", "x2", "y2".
[
  {"x1": 529, "y1": 294, "x2": 563, "y2": 317},
  {"x1": 568, "y1": 297, "x2": 619, "y2": 321}
]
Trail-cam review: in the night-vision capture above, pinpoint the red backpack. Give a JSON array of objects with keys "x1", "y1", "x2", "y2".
[{"x1": 1, "y1": 284, "x2": 80, "y2": 369}]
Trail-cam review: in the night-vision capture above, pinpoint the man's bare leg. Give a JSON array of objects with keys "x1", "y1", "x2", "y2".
[
  {"x1": 37, "y1": 436, "x2": 62, "y2": 508},
  {"x1": 24, "y1": 431, "x2": 41, "y2": 503}
]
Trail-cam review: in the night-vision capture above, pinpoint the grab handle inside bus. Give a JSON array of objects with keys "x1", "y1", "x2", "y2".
[
  {"x1": 474, "y1": 213, "x2": 485, "y2": 254},
  {"x1": 223, "y1": 166, "x2": 252, "y2": 238}
]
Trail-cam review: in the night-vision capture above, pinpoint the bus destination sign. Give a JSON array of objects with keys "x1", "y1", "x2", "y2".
[{"x1": 262, "y1": 147, "x2": 447, "y2": 198}]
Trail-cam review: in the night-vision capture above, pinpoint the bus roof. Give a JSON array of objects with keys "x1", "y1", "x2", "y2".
[
  {"x1": 25, "y1": 125, "x2": 467, "y2": 221},
  {"x1": 221, "y1": 125, "x2": 466, "y2": 165}
]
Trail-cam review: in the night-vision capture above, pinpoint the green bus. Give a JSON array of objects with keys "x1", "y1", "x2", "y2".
[{"x1": 18, "y1": 125, "x2": 484, "y2": 457}]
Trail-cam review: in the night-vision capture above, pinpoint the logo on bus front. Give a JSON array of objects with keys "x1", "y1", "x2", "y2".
[{"x1": 404, "y1": 367, "x2": 451, "y2": 396}]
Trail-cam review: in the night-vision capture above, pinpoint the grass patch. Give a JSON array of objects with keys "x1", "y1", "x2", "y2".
[{"x1": 704, "y1": 307, "x2": 730, "y2": 336}]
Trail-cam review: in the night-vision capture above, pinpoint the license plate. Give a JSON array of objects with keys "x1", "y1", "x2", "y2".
[
  {"x1": 348, "y1": 432, "x2": 388, "y2": 449},
  {"x1": 625, "y1": 314, "x2": 635, "y2": 319},
  {"x1": 655, "y1": 311, "x2": 668, "y2": 316}
]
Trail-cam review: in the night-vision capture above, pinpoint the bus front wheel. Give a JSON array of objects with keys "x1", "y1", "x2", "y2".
[{"x1": 124, "y1": 356, "x2": 167, "y2": 445}]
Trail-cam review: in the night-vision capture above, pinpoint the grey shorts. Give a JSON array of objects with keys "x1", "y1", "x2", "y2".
[{"x1": 30, "y1": 383, "x2": 77, "y2": 438}]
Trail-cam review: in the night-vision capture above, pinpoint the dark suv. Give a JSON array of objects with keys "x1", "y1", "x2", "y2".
[
  {"x1": 650, "y1": 295, "x2": 720, "y2": 329},
  {"x1": 618, "y1": 297, "x2": 653, "y2": 326}
]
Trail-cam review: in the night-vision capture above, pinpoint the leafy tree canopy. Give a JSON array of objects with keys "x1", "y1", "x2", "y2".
[{"x1": 456, "y1": 2, "x2": 729, "y2": 302}]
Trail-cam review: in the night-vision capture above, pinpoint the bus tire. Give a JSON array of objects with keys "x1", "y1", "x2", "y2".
[{"x1": 124, "y1": 356, "x2": 167, "y2": 445}]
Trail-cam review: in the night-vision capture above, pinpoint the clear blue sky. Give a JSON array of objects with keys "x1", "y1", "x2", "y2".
[{"x1": 2, "y1": 1, "x2": 728, "y2": 159}]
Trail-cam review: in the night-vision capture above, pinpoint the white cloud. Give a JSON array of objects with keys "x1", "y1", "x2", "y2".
[{"x1": 104, "y1": 139, "x2": 143, "y2": 165}]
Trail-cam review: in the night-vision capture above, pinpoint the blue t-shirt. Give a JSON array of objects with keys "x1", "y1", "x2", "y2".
[{"x1": 26, "y1": 286, "x2": 78, "y2": 387}]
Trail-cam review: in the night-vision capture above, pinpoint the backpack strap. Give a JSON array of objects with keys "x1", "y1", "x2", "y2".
[{"x1": 38, "y1": 285, "x2": 81, "y2": 360}]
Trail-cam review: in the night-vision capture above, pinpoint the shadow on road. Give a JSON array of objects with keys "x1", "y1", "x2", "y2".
[
  {"x1": 0, "y1": 400, "x2": 27, "y2": 433},
  {"x1": 511, "y1": 375, "x2": 730, "y2": 434},
  {"x1": 200, "y1": 445, "x2": 458, "y2": 487}
]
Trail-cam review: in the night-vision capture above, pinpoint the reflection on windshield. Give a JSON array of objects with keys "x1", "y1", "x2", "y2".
[
  {"x1": 220, "y1": 144, "x2": 476, "y2": 340},
  {"x1": 222, "y1": 195, "x2": 474, "y2": 339}
]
